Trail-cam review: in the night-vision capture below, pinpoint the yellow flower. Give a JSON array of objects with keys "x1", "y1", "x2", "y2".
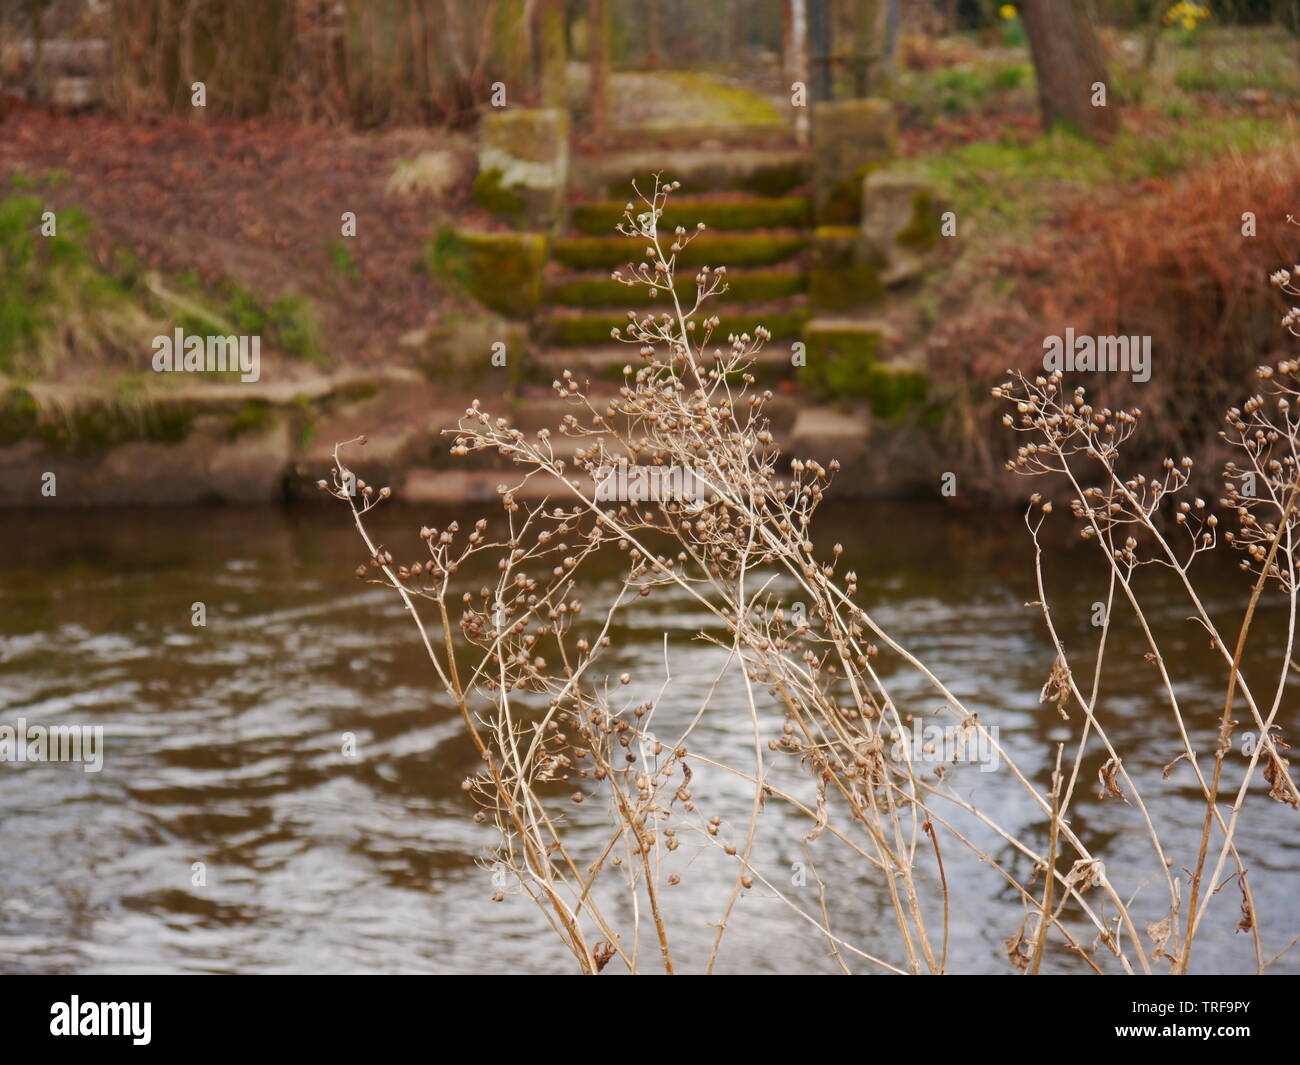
[
  {"x1": 999, "y1": 4, "x2": 1017, "y2": 19},
  {"x1": 1164, "y1": 1, "x2": 1211, "y2": 26}
]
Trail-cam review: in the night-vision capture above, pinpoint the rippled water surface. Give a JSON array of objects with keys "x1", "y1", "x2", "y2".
[{"x1": 1, "y1": 502, "x2": 1296, "y2": 974}]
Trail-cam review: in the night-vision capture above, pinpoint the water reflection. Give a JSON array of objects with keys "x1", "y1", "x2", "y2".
[{"x1": 0, "y1": 502, "x2": 1295, "y2": 973}]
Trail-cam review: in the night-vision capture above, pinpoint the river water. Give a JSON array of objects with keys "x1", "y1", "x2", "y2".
[{"x1": 1, "y1": 501, "x2": 1296, "y2": 974}]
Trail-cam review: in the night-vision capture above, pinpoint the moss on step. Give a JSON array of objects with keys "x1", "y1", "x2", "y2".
[
  {"x1": 478, "y1": 109, "x2": 569, "y2": 227},
  {"x1": 811, "y1": 99, "x2": 898, "y2": 223},
  {"x1": 861, "y1": 361, "x2": 929, "y2": 420},
  {"x1": 600, "y1": 158, "x2": 808, "y2": 198},
  {"x1": 799, "y1": 323, "x2": 883, "y2": 398},
  {"x1": 428, "y1": 228, "x2": 547, "y2": 318},
  {"x1": 547, "y1": 269, "x2": 805, "y2": 308},
  {"x1": 800, "y1": 325, "x2": 926, "y2": 415},
  {"x1": 808, "y1": 227, "x2": 885, "y2": 310},
  {"x1": 894, "y1": 189, "x2": 942, "y2": 251},
  {"x1": 472, "y1": 168, "x2": 527, "y2": 220},
  {"x1": 540, "y1": 307, "x2": 808, "y2": 347},
  {"x1": 570, "y1": 197, "x2": 812, "y2": 235},
  {"x1": 552, "y1": 233, "x2": 806, "y2": 270}
]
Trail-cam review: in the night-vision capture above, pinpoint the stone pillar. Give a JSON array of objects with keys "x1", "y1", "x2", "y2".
[
  {"x1": 860, "y1": 171, "x2": 944, "y2": 286},
  {"x1": 825, "y1": 0, "x2": 895, "y2": 98},
  {"x1": 810, "y1": 98, "x2": 897, "y2": 223},
  {"x1": 475, "y1": 108, "x2": 570, "y2": 229}
]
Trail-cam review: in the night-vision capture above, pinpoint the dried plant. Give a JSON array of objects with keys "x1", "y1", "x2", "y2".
[{"x1": 324, "y1": 181, "x2": 1299, "y2": 974}]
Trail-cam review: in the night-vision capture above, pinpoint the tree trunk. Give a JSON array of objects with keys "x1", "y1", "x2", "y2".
[
  {"x1": 1019, "y1": 0, "x2": 1119, "y2": 140},
  {"x1": 790, "y1": 0, "x2": 809, "y2": 142}
]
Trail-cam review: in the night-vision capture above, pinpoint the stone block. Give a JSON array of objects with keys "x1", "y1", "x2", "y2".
[
  {"x1": 476, "y1": 108, "x2": 569, "y2": 228},
  {"x1": 861, "y1": 171, "x2": 944, "y2": 286},
  {"x1": 808, "y1": 226, "x2": 885, "y2": 311},
  {"x1": 811, "y1": 99, "x2": 897, "y2": 223}
]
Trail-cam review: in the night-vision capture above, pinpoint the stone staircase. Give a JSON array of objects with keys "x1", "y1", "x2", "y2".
[{"x1": 418, "y1": 83, "x2": 944, "y2": 502}]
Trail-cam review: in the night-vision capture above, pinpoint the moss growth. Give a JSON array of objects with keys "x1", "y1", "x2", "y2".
[
  {"x1": 541, "y1": 307, "x2": 808, "y2": 347},
  {"x1": 552, "y1": 233, "x2": 806, "y2": 271},
  {"x1": 0, "y1": 387, "x2": 39, "y2": 444},
  {"x1": 32, "y1": 396, "x2": 195, "y2": 452},
  {"x1": 894, "y1": 190, "x2": 941, "y2": 251},
  {"x1": 601, "y1": 159, "x2": 807, "y2": 199},
  {"x1": 472, "y1": 167, "x2": 527, "y2": 220},
  {"x1": 817, "y1": 160, "x2": 888, "y2": 225},
  {"x1": 809, "y1": 228, "x2": 885, "y2": 311},
  {"x1": 547, "y1": 269, "x2": 805, "y2": 308},
  {"x1": 427, "y1": 225, "x2": 470, "y2": 287},
  {"x1": 225, "y1": 399, "x2": 276, "y2": 440},
  {"x1": 432, "y1": 230, "x2": 546, "y2": 318},
  {"x1": 745, "y1": 161, "x2": 810, "y2": 198},
  {"x1": 862, "y1": 362, "x2": 928, "y2": 420},
  {"x1": 799, "y1": 325, "x2": 883, "y2": 398},
  {"x1": 570, "y1": 197, "x2": 812, "y2": 235}
]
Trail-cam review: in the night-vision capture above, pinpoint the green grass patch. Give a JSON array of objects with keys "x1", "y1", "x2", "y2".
[
  {"x1": 328, "y1": 240, "x2": 361, "y2": 279},
  {"x1": 0, "y1": 197, "x2": 143, "y2": 375},
  {"x1": 908, "y1": 115, "x2": 1289, "y2": 240}
]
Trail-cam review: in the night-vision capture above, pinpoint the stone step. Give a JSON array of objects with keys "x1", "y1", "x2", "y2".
[
  {"x1": 568, "y1": 196, "x2": 813, "y2": 236},
  {"x1": 503, "y1": 388, "x2": 803, "y2": 435},
  {"x1": 536, "y1": 302, "x2": 809, "y2": 347},
  {"x1": 593, "y1": 123, "x2": 797, "y2": 152},
  {"x1": 550, "y1": 231, "x2": 808, "y2": 271},
  {"x1": 568, "y1": 147, "x2": 811, "y2": 199},
  {"x1": 531, "y1": 343, "x2": 804, "y2": 381},
  {"x1": 799, "y1": 317, "x2": 929, "y2": 420},
  {"x1": 545, "y1": 265, "x2": 806, "y2": 309}
]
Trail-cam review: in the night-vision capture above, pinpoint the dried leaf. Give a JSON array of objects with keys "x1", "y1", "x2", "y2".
[
  {"x1": 593, "y1": 940, "x2": 616, "y2": 973},
  {"x1": 1147, "y1": 912, "x2": 1173, "y2": 960},
  {"x1": 1064, "y1": 858, "x2": 1104, "y2": 893},
  {"x1": 1039, "y1": 655, "x2": 1072, "y2": 720},
  {"x1": 1236, "y1": 876, "x2": 1255, "y2": 934},
  {"x1": 1264, "y1": 749, "x2": 1300, "y2": 808},
  {"x1": 1004, "y1": 924, "x2": 1032, "y2": 974},
  {"x1": 1097, "y1": 757, "x2": 1128, "y2": 802}
]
